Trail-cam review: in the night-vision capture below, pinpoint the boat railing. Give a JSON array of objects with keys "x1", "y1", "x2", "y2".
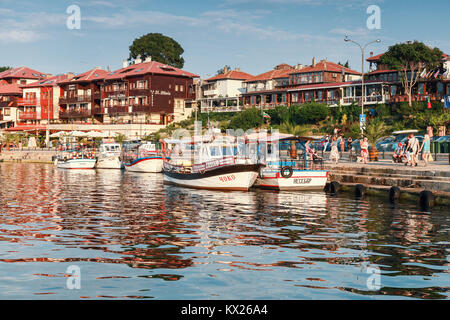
[
  {"x1": 272, "y1": 158, "x2": 324, "y2": 171},
  {"x1": 164, "y1": 156, "x2": 236, "y2": 174}
]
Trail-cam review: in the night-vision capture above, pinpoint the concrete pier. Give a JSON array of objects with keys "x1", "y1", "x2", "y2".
[{"x1": 0, "y1": 149, "x2": 56, "y2": 163}]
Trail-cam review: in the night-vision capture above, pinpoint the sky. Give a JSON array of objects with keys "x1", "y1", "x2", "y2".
[{"x1": 0, "y1": 0, "x2": 449, "y2": 78}]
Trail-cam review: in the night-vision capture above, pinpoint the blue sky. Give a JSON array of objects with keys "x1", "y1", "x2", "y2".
[{"x1": 0, "y1": 0, "x2": 449, "y2": 78}]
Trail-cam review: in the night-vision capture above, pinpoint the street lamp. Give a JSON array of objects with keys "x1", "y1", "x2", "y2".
[{"x1": 344, "y1": 36, "x2": 381, "y2": 134}]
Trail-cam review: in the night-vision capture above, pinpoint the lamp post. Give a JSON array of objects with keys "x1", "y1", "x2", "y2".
[{"x1": 344, "y1": 37, "x2": 381, "y2": 135}]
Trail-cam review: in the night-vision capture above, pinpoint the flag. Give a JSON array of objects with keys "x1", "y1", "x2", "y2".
[
  {"x1": 420, "y1": 69, "x2": 427, "y2": 78},
  {"x1": 427, "y1": 96, "x2": 432, "y2": 109},
  {"x1": 445, "y1": 95, "x2": 450, "y2": 109},
  {"x1": 263, "y1": 112, "x2": 271, "y2": 119}
]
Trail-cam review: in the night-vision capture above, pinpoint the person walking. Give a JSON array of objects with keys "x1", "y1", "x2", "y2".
[
  {"x1": 323, "y1": 135, "x2": 330, "y2": 153},
  {"x1": 329, "y1": 136, "x2": 340, "y2": 164},
  {"x1": 339, "y1": 135, "x2": 345, "y2": 155},
  {"x1": 419, "y1": 134, "x2": 431, "y2": 167},
  {"x1": 405, "y1": 133, "x2": 419, "y2": 167},
  {"x1": 360, "y1": 137, "x2": 369, "y2": 164}
]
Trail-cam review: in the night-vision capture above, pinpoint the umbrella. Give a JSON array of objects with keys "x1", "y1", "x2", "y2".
[
  {"x1": 86, "y1": 131, "x2": 106, "y2": 138},
  {"x1": 69, "y1": 131, "x2": 89, "y2": 137},
  {"x1": 50, "y1": 131, "x2": 67, "y2": 138}
]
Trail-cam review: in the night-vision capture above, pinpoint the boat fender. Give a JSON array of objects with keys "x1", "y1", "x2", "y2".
[
  {"x1": 389, "y1": 186, "x2": 400, "y2": 203},
  {"x1": 419, "y1": 190, "x2": 434, "y2": 210},
  {"x1": 280, "y1": 166, "x2": 293, "y2": 179},
  {"x1": 355, "y1": 184, "x2": 365, "y2": 197},
  {"x1": 330, "y1": 181, "x2": 340, "y2": 195}
]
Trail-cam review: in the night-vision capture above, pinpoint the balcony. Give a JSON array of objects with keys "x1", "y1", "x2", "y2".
[
  {"x1": 92, "y1": 107, "x2": 105, "y2": 115},
  {"x1": 129, "y1": 88, "x2": 148, "y2": 96},
  {"x1": 342, "y1": 95, "x2": 384, "y2": 105},
  {"x1": 131, "y1": 104, "x2": 151, "y2": 113},
  {"x1": 17, "y1": 98, "x2": 38, "y2": 106},
  {"x1": 92, "y1": 92, "x2": 101, "y2": 100},
  {"x1": 19, "y1": 112, "x2": 38, "y2": 120},
  {"x1": 108, "y1": 106, "x2": 129, "y2": 114},
  {"x1": 59, "y1": 95, "x2": 92, "y2": 104},
  {"x1": 59, "y1": 109, "x2": 91, "y2": 119},
  {"x1": 203, "y1": 89, "x2": 218, "y2": 96},
  {"x1": 0, "y1": 100, "x2": 17, "y2": 108}
]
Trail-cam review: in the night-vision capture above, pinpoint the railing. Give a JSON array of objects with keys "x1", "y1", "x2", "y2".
[
  {"x1": 91, "y1": 107, "x2": 105, "y2": 114},
  {"x1": 59, "y1": 95, "x2": 92, "y2": 104},
  {"x1": 129, "y1": 88, "x2": 148, "y2": 96},
  {"x1": 59, "y1": 109, "x2": 91, "y2": 119},
  {"x1": 342, "y1": 95, "x2": 384, "y2": 105},
  {"x1": 0, "y1": 100, "x2": 17, "y2": 108},
  {"x1": 277, "y1": 158, "x2": 324, "y2": 171},
  {"x1": 17, "y1": 98, "x2": 38, "y2": 106},
  {"x1": 18, "y1": 112, "x2": 38, "y2": 120},
  {"x1": 132, "y1": 104, "x2": 151, "y2": 113},
  {"x1": 108, "y1": 106, "x2": 129, "y2": 114},
  {"x1": 163, "y1": 156, "x2": 236, "y2": 174},
  {"x1": 201, "y1": 106, "x2": 243, "y2": 113}
]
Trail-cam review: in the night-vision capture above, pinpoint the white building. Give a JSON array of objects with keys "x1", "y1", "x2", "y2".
[{"x1": 200, "y1": 67, "x2": 253, "y2": 112}]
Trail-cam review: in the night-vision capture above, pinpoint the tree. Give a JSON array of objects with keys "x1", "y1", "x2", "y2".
[
  {"x1": 380, "y1": 41, "x2": 443, "y2": 107},
  {"x1": 129, "y1": 33, "x2": 185, "y2": 68},
  {"x1": 279, "y1": 122, "x2": 310, "y2": 136},
  {"x1": 364, "y1": 119, "x2": 390, "y2": 151},
  {"x1": 216, "y1": 65, "x2": 231, "y2": 75},
  {"x1": 0, "y1": 66, "x2": 11, "y2": 72}
]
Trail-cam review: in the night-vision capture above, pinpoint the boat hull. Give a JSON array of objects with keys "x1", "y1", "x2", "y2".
[
  {"x1": 254, "y1": 169, "x2": 329, "y2": 191},
  {"x1": 56, "y1": 158, "x2": 97, "y2": 170},
  {"x1": 96, "y1": 156, "x2": 122, "y2": 169},
  {"x1": 124, "y1": 157, "x2": 163, "y2": 173},
  {"x1": 163, "y1": 164, "x2": 262, "y2": 191}
]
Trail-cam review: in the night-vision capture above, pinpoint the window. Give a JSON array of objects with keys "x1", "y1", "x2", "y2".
[
  {"x1": 180, "y1": 85, "x2": 184, "y2": 92},
  {"x1": 4, "y1": 108, "x2": 10, "y2": 116},
  {"x1": 292, "y1": 93, "x2": 299, "y2": 103},
  {"x1": 317, "y1": 91, "x2": 323, "y2": 101},
  {"x1": 175, "y1": 85, "x2": 179, "y2": 92}
]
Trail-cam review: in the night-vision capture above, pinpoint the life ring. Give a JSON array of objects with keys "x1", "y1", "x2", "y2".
[{"x1": 280, "y1": 166, "x2": 293, "y2": 179}]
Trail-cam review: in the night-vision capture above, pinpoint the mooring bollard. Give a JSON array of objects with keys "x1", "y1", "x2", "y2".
[
  {"x1": 419, "y1": 190, "x2": 434, "y2": 210},
  {"x1": 330, "y1": 181, "x2": 340, "y2": 195},
  {"x1": 355, "y1": 184, "x2": 365, "y2": 197},
  {"x1": 389, "y1": 186, "x2": 401, "y2": 203}
]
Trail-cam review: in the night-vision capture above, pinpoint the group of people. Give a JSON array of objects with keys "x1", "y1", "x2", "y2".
[
  {"x1": 393, "y1": 133, "x2": 432, "y2": 167},
  {"x1": 323, "y1": 134, "x2": 358, "y2": 165}
]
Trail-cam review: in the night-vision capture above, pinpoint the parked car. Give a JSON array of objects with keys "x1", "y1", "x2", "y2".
[{"x1": 376, "y1": 136, "x2": 395, "y2": 151}]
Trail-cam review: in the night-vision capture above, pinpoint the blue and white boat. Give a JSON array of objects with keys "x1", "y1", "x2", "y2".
[
  {"x1": 254, "y1": 135, "x2": 329, "y2": 191},
  {"x1": 55, "y1": 150, "x2": 97, "y2": 170},
  {"x1": 122, "y1": 141, "x2": 163, "y2": 173}
]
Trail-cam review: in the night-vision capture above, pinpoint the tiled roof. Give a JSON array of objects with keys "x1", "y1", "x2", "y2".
[
  {"x1": 22, "y1": 74, "x2": 71, "y2": 88},
  {"x1": 368, "y1": 69, "x2": 398, "y2": 75},
  {"x1": 368, "y1": 52, "x2": 450, "y2": 62},
  {"x1": 206, "y1": 70, "x2": 253, "y2": 81},
  {"x1": 104, "y1": 61, "x2": 199, "y2": 81},
  {"x1": 288, "y1": 60, "x2": 361, "y2": 75},
  {"x1": 0, "y1": 83, "x2": 22, "y2": 95},
  {"x1": 58, "y1": 68, "x2": 108, "y2": 84},
  {"x1": 0, "y1": 67, "x2": 47, "y2": 80},
  {"x1": 246, "y1": 67, "x2": 295, "y2": 83}
]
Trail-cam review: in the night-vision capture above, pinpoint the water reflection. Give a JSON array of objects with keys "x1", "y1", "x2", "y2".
[{"x1": 0, "y1": 163, "x2": 448, "y2": 299}]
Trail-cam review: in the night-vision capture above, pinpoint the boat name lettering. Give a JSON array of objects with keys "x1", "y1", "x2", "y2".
[
  {"x1": 219, "y1": 175, "x2": 236, "y2": 182},
  {"x1": 294, "y1": 178, "x2": 312, "y2": 184}
]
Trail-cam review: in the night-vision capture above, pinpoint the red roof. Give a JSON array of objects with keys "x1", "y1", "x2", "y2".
[
  {"x1": 0, "y1": 67, "x2": 47, "y2": 80},
  {"x1": 0, "y1": 83, "x2": 22, "y2": 95},
  {"x1": 289, "y1": 60, "x2": 361, "y2": 75},
  {"x1": 246, "y1": 67, "x2": 295, "y2": 83},
  {"x1": 104, "y1": 61, "x2": 199, "y2": 81},
  {"x1": 58, "y1": 68, "x2": 108, "y2": 84},
  {"x1": 21, "y1": 74, "x2": 72, "y2": 88},
  {"x1": 206, "y1": 69, "x2": 253, "y2": 81},
  {"x1": 368, "y1": 52, "x2": 450, "y2": 62},
  {"x1": 368, "y1": 69, "x2": 398, "y2": 75}
]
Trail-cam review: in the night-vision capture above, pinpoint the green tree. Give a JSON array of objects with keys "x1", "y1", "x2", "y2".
[
  {"x1": 228, "y1": 108, "x2": 263, "y2": 131},
  {"x1": 279, "y1": 122, "x2": 310, "y2": 136},
  {"x1": 129, "y1": 33, "x2": 185, "y2": 68},
  {"x1": 0, "y1": 66, "x2": 11, "y2": 73},
  {"x1": 379, "y1": 41, "x2": 443, "y2": 107},
  {"x1": 365, "y1": 119, "x2": 390, "y2": 150},
  {"x1": 216, "y1": 65, "x2": 231, "y2": 75}
]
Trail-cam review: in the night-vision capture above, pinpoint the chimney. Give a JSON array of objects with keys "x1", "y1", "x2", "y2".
[
  {"x1": 135, "y1": 54, "x2": 142, "y2": 64},
  {"x1": 223, "y1": 66, "x2": 229, "y2": 74},
  {"x1": 235, "y1": 67, "x2": 241, "y2": 71},
  {"x1": 122, "y1": 60, "x2": 129, "y2": 68},
  {"x1": 144, "y1": 56, "x2": 152, "y2": 63},
  {"x1": 66, "y1": 72, "x2": 75, "y2": 80},
  {"x1": 312, "y1": 57, "x2": 316, "y2": 67},
  {"x1": 370, "y1": 52, "x2": 373, "y2": 57}
]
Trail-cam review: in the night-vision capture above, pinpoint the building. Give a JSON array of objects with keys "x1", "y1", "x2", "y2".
[
  {"x1": 200, "y1": 67, "x2": 253, "y2": 113},
  {"x1": 58, "y1": 67, "x2": 108, "y2": 124},
  {"x1": 0, "y1": 67, "x2": 48, "y2": 129},
  {"x1": 16, "y1": 74, "x2": 73, "y2": 131},
  {"x1": 240, "y1": 59, "x2": 388, "y2": 109},
  {"x1": 367, "y1": 52, "x2": 450, "y2": 103},
  {"x1": 101, "y1": 57, "x2": 199, "y2": 125}
]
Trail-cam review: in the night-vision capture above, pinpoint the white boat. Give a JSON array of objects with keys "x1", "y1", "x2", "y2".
[
  {"x1": 161, "y1": 136, "x2": 263, "y2": 191},
  {"x1": 122, "y1": 141, "x2": 163, "y2": 173},
  {"x1": 253, "y1": 135, "x2": 329, "y2": 191},
  {"x1": 55, "y1": 152, "x2": 97, "y2": 170},
  {"x1": 96, "y1": 142, "x2": 122, "y2": 169}
]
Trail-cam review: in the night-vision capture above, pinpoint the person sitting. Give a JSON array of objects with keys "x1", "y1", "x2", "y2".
[{"x1": 393, "y1": 143, "x2": 405, "y2": 163}]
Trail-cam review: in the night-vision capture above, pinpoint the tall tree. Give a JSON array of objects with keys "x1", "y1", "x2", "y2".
[
  {"x1": 0, "y1": 66, "x2": 11, "y2": 72},
  {"x1": 380, "y1": 41, "x2": 443, "y2": 106},
  {"x1": 129, "y1": 33, "x2": 185, "y2": 68}
]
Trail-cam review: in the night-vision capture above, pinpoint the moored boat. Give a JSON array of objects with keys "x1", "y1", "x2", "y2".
[
  {"x1": 162, "y1": 136, "x2": 263, "y2": 191},
  {"x1": 55, "y1": 150, "x2": 97, "y2": 170},
  {"x1": 122, "y1": 141, "x2": 163, "y2": 173},
  {"x1": 254, "y1": 135, "x2": 329, "y2": 191},
  {"x1": 96, "y1": 140, "x2": 122, "y2": 169}
]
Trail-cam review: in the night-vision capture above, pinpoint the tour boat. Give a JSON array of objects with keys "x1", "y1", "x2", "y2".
[
  {"x1": 122, "y1": 141, "x2": 163, "y2": 173},
  {"x1": 55, "y1": 151, "x2": 97, "y2": 170},
  {"x1": 253, "y1": 135, "x2": 329, "y2": 191},
  {"x1": 96, "y1": 141, "x2": 122, "y2": 169},
  {"x1": 161, "y1": 136, "x2": 263, "y2": 191}
]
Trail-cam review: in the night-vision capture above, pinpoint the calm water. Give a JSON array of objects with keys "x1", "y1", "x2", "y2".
[{"x1": 0, "y1": 163, "x2": 448, "y2": 300}]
